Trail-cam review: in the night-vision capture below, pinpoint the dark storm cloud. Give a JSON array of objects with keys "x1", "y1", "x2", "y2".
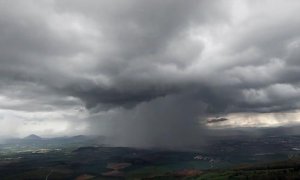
[
  {"x1": 1, "y1": 0, "x2": 300, "y2": 146},
  {"x1": 0, "y1": 0, "x2": 230, "y2": 109}
]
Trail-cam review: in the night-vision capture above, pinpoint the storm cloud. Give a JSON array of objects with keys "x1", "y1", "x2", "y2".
[{"x1": 1, "y1": 0, "x2": 300, "y2": 147}]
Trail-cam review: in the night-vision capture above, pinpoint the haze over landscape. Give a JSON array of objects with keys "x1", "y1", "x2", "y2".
[{"x1": 1, "y1": 0, "x2": 300, "y2": 148}]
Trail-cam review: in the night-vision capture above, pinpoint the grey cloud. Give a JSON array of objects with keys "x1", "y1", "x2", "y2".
[{"x1": 1, "y1": 0, "x2": 300, "y2": 147}]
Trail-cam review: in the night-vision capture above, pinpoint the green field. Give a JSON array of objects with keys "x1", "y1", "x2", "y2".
[{"x1": 1, "y1": 135, "x2": 300, "y2": 179}]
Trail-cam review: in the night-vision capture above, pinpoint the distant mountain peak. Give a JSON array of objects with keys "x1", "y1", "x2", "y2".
[
  {"x1": 71, "y1": 135, "x2": 88, "y2": 140},
  {"x1": 24, "y1": 134, "x2": 42, "y2": 140}
]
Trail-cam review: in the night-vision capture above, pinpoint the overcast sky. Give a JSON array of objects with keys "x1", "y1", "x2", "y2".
[{"x1": 1, "y1": 0, "x2": 300, "y2": 147}]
